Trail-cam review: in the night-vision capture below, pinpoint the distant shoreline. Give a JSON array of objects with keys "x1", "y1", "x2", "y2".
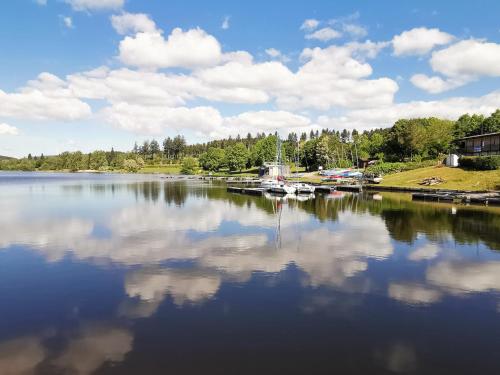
[{"x1": 2, "y1": 168, "x2": 499, "y2": 194}]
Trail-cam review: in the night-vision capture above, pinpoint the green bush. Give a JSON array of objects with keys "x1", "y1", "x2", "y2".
[
  {"x1": 459, "y1": 156, "x2": 500, "y2": 170},
  {"x1": 123, "y1": 159, "x2": 140, "y2": 173},
  {"x1": 458, "y1": 156, "x2": 475, "y2": 169},
  {"x1": 180, "y1": 157, "x2": 199, "y2": 175},
  {"x1": 365, "y1": 159, "x2": 438, "y2": 175}
]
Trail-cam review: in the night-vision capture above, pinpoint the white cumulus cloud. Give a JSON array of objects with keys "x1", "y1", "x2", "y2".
[
  {"x1": 265, "y1": 48, "x2": 290, "y2": 63},
  {"x1": 305, "y1": 27, "x2": 342, "y2": 42},
  {"x1": 300, "y1": 18, "x2": 319, "y2": 31},
  {"x1": 392, "y1": 27, "x2": 454, "y2": 56},
  {"x1": 0, "y1": 72, "x2": 91, "y2": 121},
  {"x1": 318, "y1": 89, "x2": 500, "y2": 131},
  {"x1": 102, "y1": 102, "x2": 223, "y2": 135},
  {"x1": 329, "y1": 12, "x2": 368, "y2": 39},
  {"x1": 118, "y1": 27, "x2": 222, "y2": 69},
  {"x1": 410, "y1": 74, "x2": 466, "y2": 94},
  {"x1": 65, "y1": 0, "x2": 123, "y2": 11},
  {"x1": 431, "y1": 39, "x2": 500, "y2": 78},
  {"x1": 111, "y1": 12, "x2": 157, "y2": 35},
  {"x1": 342, "y1": 23, "x2": 368, "y2": 39},
  {"x1": 265, "y1": 48, "x2": 281, "y2": 58},
  {"x1": 0, "y1": 123, "x2": 19, "y2": 135},
  {"x1": 219, "y1": 110, "x2": 312, "y2": 138},
  {"x1": 412, "y1": 39, "x2": 500, "y2": 93}
]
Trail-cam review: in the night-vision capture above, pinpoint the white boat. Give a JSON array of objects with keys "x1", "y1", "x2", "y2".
[
  {"x1": 363, "y1": 173, "x2": 383, "y2": 184},
  {"x1": 292, "y1": 183, "x2": 315, "y2": 194},
  {"x1": 269, "y1": 183, "x2": 296, "y2": 194},
  {"x1": 260, "y1": 179, "x2": 296, "y2": 194},
  {"x1": 260, "y1": 179, "x2": 279, "y2": 189}
]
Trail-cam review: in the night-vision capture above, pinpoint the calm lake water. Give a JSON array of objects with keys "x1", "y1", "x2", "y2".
[{"x1": 0, "y1": 172, "x2": 499, "y2": 374}]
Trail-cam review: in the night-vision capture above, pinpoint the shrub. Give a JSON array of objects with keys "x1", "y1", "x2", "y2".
[
  {"x1": 365, "y1": 159, "x2": 438, "y2": 175},
  {"x1": 180, "y1": 157, "x2": 199, "y2": 175},
  {"x1": 123, "y1": 159, "x2": 140, "y2": 173},
  {"x1": 458, "y1": 156, "x2": 475, "y2": 169},
  {"x1": 459, "y1": 156, "x2": 500, "y2": 170},
  {"x1": 16, "y1": 159, "x2": 36, "y2": 171}
]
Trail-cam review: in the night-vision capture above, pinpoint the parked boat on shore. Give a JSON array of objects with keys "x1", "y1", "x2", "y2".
[{"x1": 363, "y1": 172, "x2": 383, "y2": 184}]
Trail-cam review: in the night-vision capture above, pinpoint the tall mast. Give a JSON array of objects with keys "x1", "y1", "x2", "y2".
[
  {"x1": 276, "y1": 136, "x2": 282, "y2": 165},
  {"x1": 276, "y1": 135, "x2": 283, "y2": 177}
]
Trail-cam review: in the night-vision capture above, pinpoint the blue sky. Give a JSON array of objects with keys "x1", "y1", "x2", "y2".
[{"x1": 1, "y1": 0, "x2": 500, "y2": 157}]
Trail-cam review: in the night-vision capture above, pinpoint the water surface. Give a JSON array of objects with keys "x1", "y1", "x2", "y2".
[{"x1": 0, "y1": 172, "x2": 499, "y2": 374}]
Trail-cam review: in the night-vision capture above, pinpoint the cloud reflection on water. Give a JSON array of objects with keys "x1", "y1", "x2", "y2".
[
  {"x1": 0, "y1": 336, "x2": 45, "y2": 375},
  {"x1": 0, "y1": 324, "x2": 132, "y2": 375},
  {"x1": 0, "y1": 180, "x2": 499, "y2": 313}
]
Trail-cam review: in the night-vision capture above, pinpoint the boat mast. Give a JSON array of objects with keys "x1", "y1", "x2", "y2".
[
  {"x1": 276, "y1": 135, "x2": 283, "y2": 177},
  {"x1": 295, "y1": 139, "x2": 300, "y2": 174}
]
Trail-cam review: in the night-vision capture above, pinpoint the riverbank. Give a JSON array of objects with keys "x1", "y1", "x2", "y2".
[
  {"x1": 294, "y1": 166, "x2": 500, "y2": 192},
  {"x1": 376, "y1": 166, "x2": 500, "y2": 191},
  {"x1": 2, "y1": 165, "x2": 499, "y2": 193}
]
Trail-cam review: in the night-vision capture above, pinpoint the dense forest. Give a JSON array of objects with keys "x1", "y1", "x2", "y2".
[{"x1": 1, "y1": 110, "x2": 499, "y2": 173}]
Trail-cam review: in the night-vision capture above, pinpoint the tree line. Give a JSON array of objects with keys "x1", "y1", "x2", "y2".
[{"x1": 1, "y1": 109, "x2": 499, "y2": 173}]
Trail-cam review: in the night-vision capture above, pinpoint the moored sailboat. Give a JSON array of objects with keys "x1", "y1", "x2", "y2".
[{"x1": 292, "y1": 182, "x2": 315, "y2": 194}]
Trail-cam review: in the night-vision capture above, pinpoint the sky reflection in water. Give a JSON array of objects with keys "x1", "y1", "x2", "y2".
[{"x1": 0, "y1": 172, "x2": 499, "y2": 374}]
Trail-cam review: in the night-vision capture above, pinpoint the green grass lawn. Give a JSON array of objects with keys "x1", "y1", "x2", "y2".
[
  {"x1": 200, "y1": 167, "x2": 260, "y2": 177},
  {"x1": 379, "y1": 166, "x2": 500, "y2": 191},
  {"x1": 136, "y1": 164, "x2": 500, "y2": 191},
  {"x1": 139, "y1": 165, "x2": 182, "y2": 174}
]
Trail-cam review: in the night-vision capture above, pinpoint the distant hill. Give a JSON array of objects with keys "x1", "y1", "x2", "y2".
[{"x1": 0, "y1": 155, "x2": 15, "y2": 160}]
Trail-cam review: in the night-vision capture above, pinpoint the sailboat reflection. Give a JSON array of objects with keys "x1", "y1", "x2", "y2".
[
  {"x1": 263, "y1": 192, "x2": 315, "y2": 248},
  {"x1": 263, "y1": 192, "x2": 315, "y2": 202}
]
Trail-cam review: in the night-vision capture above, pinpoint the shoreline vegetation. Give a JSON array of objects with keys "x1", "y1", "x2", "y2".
[
  {"x1": 2, "y1": 166, "x2": 498, "y2": 193},
  {"x1": 1, "y1": 110, "x2": 500, "y2": 192}
]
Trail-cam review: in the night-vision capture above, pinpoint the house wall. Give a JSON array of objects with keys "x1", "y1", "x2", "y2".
[
  {"x1": 463, "y1": 135, "x2": 500, "y2": 156},
  {"x1": 267, "y1": 165, "x2": 291, "y2": 177}
]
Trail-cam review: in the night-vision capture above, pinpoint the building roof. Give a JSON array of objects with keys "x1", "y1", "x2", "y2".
[{"x1": 457, "y1": 132, "x2": 500, "y2": 140}]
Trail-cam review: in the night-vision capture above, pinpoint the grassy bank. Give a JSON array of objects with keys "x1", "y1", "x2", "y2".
[
  {"x1": 378, "y1": 166, "x2": 500, "y2": 191},
  {"x1": 138, "y1": 165, "x2": 182, "y2": 174},
  {"x1": 4, "y1": 164, "x2": 498, "y2": 191}
]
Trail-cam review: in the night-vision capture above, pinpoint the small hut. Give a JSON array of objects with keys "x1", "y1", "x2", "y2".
[{"x1": 259, "y1": 163, "x2": 291, "y2": 177}]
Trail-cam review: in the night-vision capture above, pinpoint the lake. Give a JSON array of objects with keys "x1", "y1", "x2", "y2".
[{"x1": 0, "y1": 172, "x2": 499, "y2": 374}]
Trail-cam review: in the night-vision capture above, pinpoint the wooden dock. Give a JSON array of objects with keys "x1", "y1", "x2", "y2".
[
  {"x1": 227, "y1": 186, "x2": 266, "y2": 196},
  {"x1": 412, "y1": 193, "x2": 455, "y2": 202},
  {"x1": 412, "y1": 192, "x2": 500, "y2": 205},
  {"x1": 314, "y1": 186, "x2": 334, "y2": 193},
  {"x1": 314, "y1": 185, "x2": 363, "y2": 193},
  {"x1": 337, "y1": 185, "x2": 363, "y2": 192},
  {"x1": 226, "y1": 182, "x2": 500, "y2": 206}
]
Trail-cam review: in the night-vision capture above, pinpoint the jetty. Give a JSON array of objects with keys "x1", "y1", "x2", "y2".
[
  {"x1": 412, "y1": 193, "x2": 455, "y2": 202},
  {"x1": 411, "y1": 191, "x2": 500, "y2": 205},
  {"x1": 227, "y1": 183, "x2": 364, "y2": 197},
  {"x1": 314, "y1": 185, "x2": 362, "y2": 193},
  {"x1": 227, "y1": 186, "x2": 266, "y2": 196}
]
